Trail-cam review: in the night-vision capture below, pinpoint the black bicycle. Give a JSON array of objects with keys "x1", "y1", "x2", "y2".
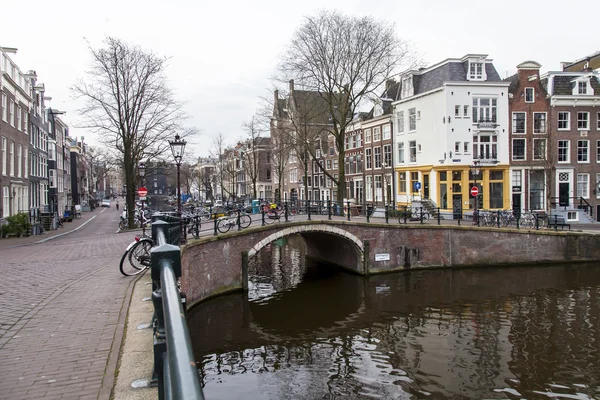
[{"x1": 119, "y1": 234, "x2": 153, "y2": 276}]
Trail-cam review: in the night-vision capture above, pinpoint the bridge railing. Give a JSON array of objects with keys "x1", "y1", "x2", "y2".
[
  {"x1": 150, "y1": 213, "x2": 204, "y2": 400},
  {"x1": 178, "y1": 200, "x2": 553, "y2": 241}
]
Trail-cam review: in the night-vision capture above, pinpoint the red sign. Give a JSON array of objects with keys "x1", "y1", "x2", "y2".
[
  {"x1": 138, "y1": 187, "x2": 148, "y2": 197},
  {"x1": 470, "y1": 186, "x2": 479, "y2": 197}
]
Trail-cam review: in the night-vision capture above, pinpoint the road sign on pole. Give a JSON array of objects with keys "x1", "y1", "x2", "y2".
[
  {"x1": 138, "y1": 187, "x2": 148, "y2": 197},
  {"x1": 470, "y1": 186, "x2": 479, "y2": 197}
]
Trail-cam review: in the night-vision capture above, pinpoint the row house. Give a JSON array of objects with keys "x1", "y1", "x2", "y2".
[
  {"x1": 27, "y1": 79, "x2": 50, "y2": 212},
  {"x1": 391, "y1": 54, "x2": 510, "y2": 215},
  {"x1": 194, "y1": 157, "x2": 218, "y2": 202},
  {"x1": 1, "y1": 48, "x2": 32, "y2": 217},
  {"x1": 271, "y1": 80, "x2": 338, "y2": 203},
  {"x1": 505, "y1": 61, "x2": 550, "y2": 214},
  {"x1": 544, "y1": 66, "x2": 600, "y2": 222}
]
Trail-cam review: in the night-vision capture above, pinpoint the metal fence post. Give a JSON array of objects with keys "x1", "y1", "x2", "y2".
[
  {"x1": 437, "y1": 207, "x2": 441, "y2": 225},
  {"x1": 237, "y1": 209, "x2": 241, "y2": 231},
  {"x1": 307, "y1": 200, "x2": 311, "y2": 221},
  {"x1": 213, "y1": 217, "x2": 218, "y2": 236},
  {"x1": 284, "y1": 201, "x2": 289, "y2": 222},
  {"x1": 385, "y1": 205, "x2": 389, "y2": 224},
  {"x1": 328, "y1": 200, "x2": 332, "y2": 220},
  {"x1": 347, "y1": 201, "x2": 351, "y2": 221}
]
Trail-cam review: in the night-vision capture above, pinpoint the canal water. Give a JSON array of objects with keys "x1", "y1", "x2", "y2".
[{"x1": 187, "y1": 235, "x2": 600, "y2": 399}]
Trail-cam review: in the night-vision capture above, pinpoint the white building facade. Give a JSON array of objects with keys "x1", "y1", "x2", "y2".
[{"x1": 392, "y1": 54, "x2": 511, "y2": 215}]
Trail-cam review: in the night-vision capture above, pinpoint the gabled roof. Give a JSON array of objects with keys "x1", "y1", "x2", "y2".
[
  {"x1": 550, "y1": 73, "x2": 600, "y2": 95},
  {"x1": 504, "y1": 73, "x2": 519, "y2": 92}
]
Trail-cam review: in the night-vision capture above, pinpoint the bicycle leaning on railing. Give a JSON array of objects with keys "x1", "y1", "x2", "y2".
[{"x1": 119, "y1": 233, "x2": 153, "y2": 276}]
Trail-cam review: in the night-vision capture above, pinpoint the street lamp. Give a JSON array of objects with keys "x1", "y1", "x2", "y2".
[
  {"x1": 470, "y1": 160, "x2": 481, "y2": 225},
  {"x1": 138, "y1": 162, "x2": 146, "y2": 236},
  {"x1": 169, "y1": 134, "x2": 187, "y2": 244}
]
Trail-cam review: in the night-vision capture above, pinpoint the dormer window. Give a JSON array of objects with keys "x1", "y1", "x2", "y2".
[
  {"x1": 469, "y1": 62, "x2": 484, "y2": 80},
  {"x1": 578, "y1": 82, "x2": 587, "y2": 94},
  {"x1": 572, "y1": 78, "x2": 594, "y2": 96},
  {"x1": 401, "y1": 76, "x2": 414, "y2": 98}
]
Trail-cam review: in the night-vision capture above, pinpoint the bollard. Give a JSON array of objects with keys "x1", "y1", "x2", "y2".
[
  {"x1": 347, "y1": 200, "x2": 351, "y2": 221},
  {"x1": 237, "y1": 209, "x2": 241, "y2": 231},
  {"x1": 385, "y1": 205, "x2": 389, "y2": 224},
  {"x1": 420, "y1": 206, "x2": 424, "y2": 224},
  {"x1": 307, "y1": 200, "x2": 311, "y2": 221},
  {"x1": 213, "y1": 217, "x2": 218, "y2": 236},
  {"x1": 437, "y1": 207, "x2": 441, "y2": 225},
  {"x1": 328, "y1": 200, "x2": 332, "y2": 220},
  {"x1": 366, "y1": 204, "x2": 371, "y2": 223},
  {"x1": 284, "y1": 201, "x2": 289, "y2": 222}
]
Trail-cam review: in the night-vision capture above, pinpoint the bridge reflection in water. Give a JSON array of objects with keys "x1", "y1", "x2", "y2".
[{"x1": 187, "y1": 235, "x2": 600, "y2": 400}]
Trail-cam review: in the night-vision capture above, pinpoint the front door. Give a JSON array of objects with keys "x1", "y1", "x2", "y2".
[
  {"x1": 423, "y1": 174, "x2": 430, "y2": 199},
  {"x1": 559, "y1": 182, "x2": 569, "y2": 207},
  {"x1": 452, "y1": 194, "x2": 462, "y2": 220},
  {"x1": 512, "y1": 193, "x2": 522, "y2": 216}
]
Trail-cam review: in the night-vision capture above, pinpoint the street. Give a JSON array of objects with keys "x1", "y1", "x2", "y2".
[{"x1": 0, "y1": 205, "x2": 133, "y2": 400}]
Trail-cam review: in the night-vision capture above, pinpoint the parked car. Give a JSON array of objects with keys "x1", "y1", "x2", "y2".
[{"x1": 101, "y1": 199, "x2": 111, "y2": 207}]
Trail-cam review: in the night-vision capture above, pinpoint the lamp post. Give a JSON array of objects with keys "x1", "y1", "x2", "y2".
[
  {"x1": 470, "y1": 160, "x2": 481, "y2": 225},
  {"x1": 138, "y1": 162, "x2": 146, "y2": 236},
  {"x1": 169, "y1": 134, "x2": 187, "y2": 244}
]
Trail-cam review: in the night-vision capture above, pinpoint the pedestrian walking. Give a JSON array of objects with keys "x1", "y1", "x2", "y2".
[{"x1": 116, "y1": 201, "x2": 119, "y2": 211}]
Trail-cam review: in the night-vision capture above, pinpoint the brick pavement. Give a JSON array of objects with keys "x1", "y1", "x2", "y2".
[{"x1": 0, "y1": 206, "x2": 140, "y2": 399}]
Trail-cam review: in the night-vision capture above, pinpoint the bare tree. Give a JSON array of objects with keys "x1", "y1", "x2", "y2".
[
  {"x1": 210, "y1": 133, "x2": 229, "y2": 201},
  {"x1": 241, "y1": 115, "x2": 266, "y2": 199},
  {"x1": 72, "y1": 37, "x2": 193, "y2": 227},
  {"x1": 278, "y1": 10, "x2": 417, "y2": 201}
]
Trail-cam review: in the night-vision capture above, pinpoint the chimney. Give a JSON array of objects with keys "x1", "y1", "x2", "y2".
[
  {"x1": 274, "y1": 89, "x2": 279, "y2": 107},
  {"x1": 386, "y1": 79, "x2": 395, "y2": 90},
  {"x1": 289, "y1": 79, "x2": 294, "y2": 94}
]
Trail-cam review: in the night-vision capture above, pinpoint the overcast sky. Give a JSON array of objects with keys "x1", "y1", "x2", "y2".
[{"x1": 2, "y1": 0, "x2": 598, "y2": 157}]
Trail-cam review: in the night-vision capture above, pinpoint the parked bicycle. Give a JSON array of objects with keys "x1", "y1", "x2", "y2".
[
  {"x1": 217, "y1": 212, "x2": 252, "y2": 233},
  {"x1": 263, "y1": 203, "x2": 296, "y2": 224},
  {"x1": 119, "y1": 234, "x2": 153, "y2": 276}
]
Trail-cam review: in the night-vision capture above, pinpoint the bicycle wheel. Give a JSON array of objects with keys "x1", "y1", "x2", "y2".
[
  {"x1": 128, "y1": 239, "x2": 153, "y2": 272},
  {"x1": 119, "y1": 219, "x2": 128, "y2": 230},
  {"x1": 119, "y1": 241, "x2": 148, "y2": 276},
  {"x1": 217, "y1": 218, "x2": 232, "y2": 233},
  {"x1": 239, "y1": 215, "x2": 252, "y2": 229},
  {"x1": 286, "y1": 208, "x2": 296, "y2": 221},
  {"x1": 264, "y1": 211, "x2": 277, "y2": 224}
]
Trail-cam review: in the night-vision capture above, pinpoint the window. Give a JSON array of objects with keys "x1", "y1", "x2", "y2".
[
  {"x1": 364, "y1": 129, "x2": 371, "y2": 143},
  {"x1": 469, "y1": 62, "x2": 483, "y2": 80},
  {"x1": 533, "y1": 139, "x2": 546, "y2": 160},
  {"x1": 525, "y1": 87, "x2": 534, "y2": 102},
  {"x1": 409, "y1": 141, "x2": 417, "y2": 162},
  {"x1": 578, "y1": 82, "x2": 587, "y2": 95},
  {"x1": 558, "y1": 112, "x2": 570, "y2": 130},
  {"x1": 1, "y1": 92, "x2": 6, "y2": 121},
  {"x1": 455, "y1": 105, "x2": 461, "y2": 117},
  {"x1": 382, "y1": 125, "x2": 391, "y2": 140},
  {"x1": 512, "y1": 112, "x2": 526, "y2": 134},
  {"x1": 411, "y1": 172, "x2": 419, "y2": 193},
  {"x1": 577, "y1": 174, "x2": 589, "y2": 198},
  {"x1": 398, "y1": 142, "x2": 405, "y2": 164},
  {"x1": 383, "y1": 144, "x2": 392, "y2": 166},
  {"x1": 597, "y1": 141, "x2": 600, "y2": 163},
  {"x1": 365, "y1": 148, "x2": 372, "y2": 169},
  {"x1": 463, "y1": 142, "x2": 470, "y2": 153},
  {"x1": 9, "y1": 100, "x2": 14, "y2": 127},
  {"x1": 17, "y1": 144, "x2": 22, "y2": 177},
  {"x1": 396, "y1": 111, "x2": 404, "y2": 133},
  {"x1": 326, "y1": 160, "x2": 331, "y2": 170},
  {"x1": 598, "y1": 112, "x2": 600, "y2": 130},
  {"x1": 474, "y1": 135, "x2": 498, "y2": 160},
  {"x1": 463, "y1": 105, "x2": 469, "y2": 117},
  {"x1": 558, "y1": 140, "x2": 570, "y2": 163},
  {"x1": 472, "y1": 97, "x2": 497, "y2": 123},
  {"x1": 16, "y1": 105, "x2": 21, "y2": 131},
  {"x1": 9, "y1": 141, "x2": 14, "y2": 176},
  {"x1": 356, "y1": 133, "x2": 362, "y2": 147},
  {"x1": 533, "y1": 113, "x2": 546, "y2": 133},
  {"x1": 578, "y1": 112, "x2": 589, "y2": 130},
  {"x1": 1, "y1": 136, "x2": 6, "y2": 176},
  {"x1": 399, "y1": 172, "x2": 406, "y2": 192},
  {"x1": 408, "y1": 108, "x2": 416, "y2": 131},
  {"x1": 455, "y1": 141, "x2": 461, "y2": 153},
  {"x1": 374, "y1": 147, "x2": 382, "y2": 168},
  {"x1": 373, "y1": 127, "x2": 381, "y2": 142},
  {"x1": 366, "y1": 175, "x2": 373, "y2": 201},
  {"x1": 23, "y1": 113, "x2": 28, "y2": 134},
  {"x1": 512, "y1": 139, "x2": 526, "y2": 161},
  {"x1": 578, "y1": 140, "x2": 589, "y2": 162}
]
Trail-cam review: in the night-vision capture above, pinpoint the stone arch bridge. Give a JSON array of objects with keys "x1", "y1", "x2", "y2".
[{"x1": 180, "y1": 220, "x2": 600, "y2": 308}]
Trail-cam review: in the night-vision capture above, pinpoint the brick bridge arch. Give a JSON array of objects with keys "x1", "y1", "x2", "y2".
[{"x1": 247, "y1": 224, "x2": 365, "y2": 268}]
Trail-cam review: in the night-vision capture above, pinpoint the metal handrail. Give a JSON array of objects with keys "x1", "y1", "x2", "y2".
[{"x1": 151, "y1": 214, "x2": 204, "y2": 400}]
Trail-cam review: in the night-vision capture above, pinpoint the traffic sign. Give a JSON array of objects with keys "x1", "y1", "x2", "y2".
[
  {"x1": 414, "y1": 182, "x2": 421, "y2": 190},
  {"x1": 138, "y1": 187, "x2": 148, "y2": 197},
  {"x1": 470, "y1": 186, "x2": 479, "y2": 197}
]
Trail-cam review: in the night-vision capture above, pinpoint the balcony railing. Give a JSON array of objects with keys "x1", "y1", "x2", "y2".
[{"x1": 475, "y1": 120, "x2": 499, "y2": 129}]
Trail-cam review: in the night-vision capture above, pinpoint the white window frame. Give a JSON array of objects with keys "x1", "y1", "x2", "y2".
[
  {"x1": 1, "y1": 136, "x2": 6, "y2": 176},
  {"x1": 525, "y1": 87, "x2": 534, "y2": 103},
  {"x1": 365, "y1": 147, "x2": 372, "y2": 170},
  {"x1": 16, "y1": 105, "x2": 21, "y2": 131},
  {"x1": 578, "y1": 81, "x2": 587, "y2": 95},
  {"x1": 373, "y1": 127, "x2": 381, "y2": 142},
  {"x1": 558, "y1": 112, "x2": 570, "y2": 130},
  {"x1": 597, "y1": 140, "x2": 600, "y2": 163},
  {"x1": 577, "y1": 173, "x2": 589, "y2": 198},
  {"x1": 398, "y1": 142, "x2": 404, "y2": 164},
  {"x1": 454, "y1": 141, "x2": 461, "y2": 154},
  {"x1": 408, "y1": 108, "x2": 416, "y2": 131},
  {"x1": 463, "y1": 105, "x2": 469, "y2": 118},
  {"x1": 455, "y1": 105, "x2": 461, "y2": 117},
  {"x1": 558, "y1": 140, "x2": 570, "y2": 163},
  {"x1": 409, "y1": 141, "x2": 417, "y2": 162},
  {"x1": 9, "y1": 100, "x2": 14, "y2": 127},
  {"x1": 578, "y1": 112, "x2": 590, "y2": 130},
  {"x1": 396, "y1": 111, "x2": 404, "y2": 134},
  {"x1": 1, "y1": 93, "x2": 6, "y2": 122},
  {"x1": 364, "y1": 129, "x2": 371, "y2": 144},
  {"x1": 463, "y1": 141, "x2": 470, "y2": 154},
  {"x1": 577, "y1": 140, "x2": 589, "y2": 163},
  {"x1": 533, "y1": 138, "x2": 546, "y2": 161},
  {"x1": 9, "y1": 141, "x2": 14, "y2": 176},
  {"x1": 512, "y1": 138, "x2": 526, "y2": 161},
  {"x1": 533, "y1": 112, "x2": 547, "y2": 134},
  {"x1": 17, "y1": 144, "x2": 22, "y2": 178},
  {"x1": 512, "y1": 112, "x2": 526, "y2": 134},
  {"x1": 382, "y1": 124, "x2": 391, "y2": 140},
  {"x1": 468, "y1": 61, "x2": 484, "y2": 80}
]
